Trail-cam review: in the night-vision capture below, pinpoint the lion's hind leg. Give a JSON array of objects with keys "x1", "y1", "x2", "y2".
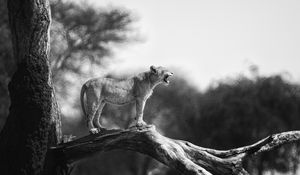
[
  {"x1": 86, "y1": 94, "x2": 101, "y2": 134},
  {"x1": 93, "y1": 102, "x2": 106, "y2": 132}
]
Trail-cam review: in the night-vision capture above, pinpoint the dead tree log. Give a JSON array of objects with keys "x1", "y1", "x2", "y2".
[{"x1": 52, "y1": 125, "x2": 300, "y2": 175}]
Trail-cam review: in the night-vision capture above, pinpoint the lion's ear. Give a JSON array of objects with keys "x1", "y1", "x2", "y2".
[{"x1": 150, "y1": 65, "x2": 157, "y2": 74}]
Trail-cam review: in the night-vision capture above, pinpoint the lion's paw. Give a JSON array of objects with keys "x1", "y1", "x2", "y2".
[
  {"x1": 129, "y1": 121, "x2": 145, "y2": 129},
  {"x1": 136, "y1": 121, "x2": 147, "y2": 127},
  {"x1": 89, "y1": 128, "x2": 99, "y2": 134}
]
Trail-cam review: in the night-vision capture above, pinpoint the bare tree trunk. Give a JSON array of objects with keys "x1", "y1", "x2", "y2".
[{"x1": 0, "y1": 0, "x2": 61, "y2": 174}]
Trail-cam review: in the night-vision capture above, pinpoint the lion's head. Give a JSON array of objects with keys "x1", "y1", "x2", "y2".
[{"x1": 149, "y1": 65, "x2": 173, "y2": 86}]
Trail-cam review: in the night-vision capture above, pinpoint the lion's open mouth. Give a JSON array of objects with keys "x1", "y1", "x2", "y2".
[{"x1": 163, "y1": 75, "x2": 170, "y2": 84}]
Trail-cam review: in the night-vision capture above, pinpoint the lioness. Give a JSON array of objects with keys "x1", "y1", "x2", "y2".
[{"x1": 80, "y1": 66, "x2": 173, "y2": 134}]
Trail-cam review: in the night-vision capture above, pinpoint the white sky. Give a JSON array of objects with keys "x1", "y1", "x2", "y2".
[{"x1": 89, "y1": 0, "x2": 300, "y2": 89}]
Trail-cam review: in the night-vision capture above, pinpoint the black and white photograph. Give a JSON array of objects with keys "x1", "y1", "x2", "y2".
[{"x1": 0, "y1": 0, "x2": 300, "y2": 174}]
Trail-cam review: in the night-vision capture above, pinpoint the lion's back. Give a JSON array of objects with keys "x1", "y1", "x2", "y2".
[{"x1": 95, "y1": 78, "x2": 135, "y2": 104}]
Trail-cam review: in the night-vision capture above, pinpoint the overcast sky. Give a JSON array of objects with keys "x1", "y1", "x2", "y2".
[{"x1": 89, "y1": 0, "x2": 300, "y2": 89}]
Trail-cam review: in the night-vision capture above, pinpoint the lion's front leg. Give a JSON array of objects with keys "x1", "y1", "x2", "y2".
[
  {"x1": 93, "y1": 102, "x2": 106, "y2": 132},
  {"x1": 130, "y1": 98, "x2": 147, "y2": 128}
]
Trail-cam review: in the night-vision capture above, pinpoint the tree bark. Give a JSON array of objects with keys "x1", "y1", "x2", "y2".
[{"x1": 0, "y1": 0, "x2": 61, "y2": 174}]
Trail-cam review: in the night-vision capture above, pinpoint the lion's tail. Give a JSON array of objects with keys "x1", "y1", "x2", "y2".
[{"x1": 80, "y1": 83, "x2": 88, "y2": 117}]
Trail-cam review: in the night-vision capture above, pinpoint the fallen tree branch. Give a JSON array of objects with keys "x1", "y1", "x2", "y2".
[{"x1": 51, "y1": 126, "x2": 300, "y2": 175}]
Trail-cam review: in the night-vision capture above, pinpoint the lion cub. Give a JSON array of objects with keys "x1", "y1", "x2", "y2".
[{"x1": 80, "y1": 66, "x2": 173, "y2": 134}]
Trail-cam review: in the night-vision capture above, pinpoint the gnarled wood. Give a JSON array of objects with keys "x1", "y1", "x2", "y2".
[{"x1": 51, "y1": 126, "x2": 300, "y2": 175}]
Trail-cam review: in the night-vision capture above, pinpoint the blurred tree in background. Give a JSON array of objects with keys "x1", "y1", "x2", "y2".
[
  {"x1": 1, "y1": 0, "x2": 300, "y2": 175},
  {"x1": 195, "y1": 75, "x2": 300, "y2": 174},
  {"x1": 50, "y1": 0, "x2": 135, "y2": 76}
]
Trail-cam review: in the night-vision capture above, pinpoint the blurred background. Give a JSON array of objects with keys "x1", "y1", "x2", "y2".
[{"x1": 1, "y1": 0, "x2": 300, "y2": 174}]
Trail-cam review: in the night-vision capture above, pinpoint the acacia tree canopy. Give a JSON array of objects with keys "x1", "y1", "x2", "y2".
[{"x1": 50, "y1": 0, "x2": 136, "y2": 76}]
